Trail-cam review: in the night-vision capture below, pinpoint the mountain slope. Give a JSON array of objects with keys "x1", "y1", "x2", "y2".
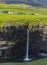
[
  {"x1": 34, "y1": 0, "x2": 47, "y2": 6},
  {"x1": 0, "y1": 0, "x2": 47, "y2": 7}
]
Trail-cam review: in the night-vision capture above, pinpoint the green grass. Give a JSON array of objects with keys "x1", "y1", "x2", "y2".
[
  {"x1": 0, "y1": 14, "x2": 47, "y2": 27},
  {"x1": 0, "y1": 58, "x2": 47, "y2": 65},
  {"x1": 0, "y1": 4, "x2": 47, "y2": 28}
]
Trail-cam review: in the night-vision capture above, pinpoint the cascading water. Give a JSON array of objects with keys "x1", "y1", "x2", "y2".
[{"x1": 24, "y1": 29, "x2": 31, "y2": 61}]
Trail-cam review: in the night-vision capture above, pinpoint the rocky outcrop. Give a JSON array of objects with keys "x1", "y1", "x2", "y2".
[
  {"x1": 0, "y1": 26, "x2": 27, "y2": 62},
  {"x1": 0, "y1": 25, "x2": 47, "y2": 62},
  {"x1": 29, "y1": 28, "x2": 47, "y2": 55}
]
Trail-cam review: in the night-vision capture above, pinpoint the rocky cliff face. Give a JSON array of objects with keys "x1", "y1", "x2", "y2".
[
  {"x1": 0, "y1": 26, "x2": 27, "y2": 62},
  {"x1": 0, "y1": 25, "x2": 47, "y2": 62}
]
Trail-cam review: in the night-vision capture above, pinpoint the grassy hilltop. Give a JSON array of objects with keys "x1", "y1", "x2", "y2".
[{"x1": 0, "y1": 4, "x2": 47, "y2": 27}]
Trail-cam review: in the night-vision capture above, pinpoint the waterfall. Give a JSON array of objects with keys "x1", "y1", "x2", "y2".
[{"x1": 24, "y1": 29, "x2": 31, "y2": 61}]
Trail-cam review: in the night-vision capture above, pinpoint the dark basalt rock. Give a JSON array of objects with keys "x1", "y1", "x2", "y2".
[
  {"x1": 0, "y1": 25, "x2": 47, "y2": 62},
  {"x1": 0, "y1": 26, "x2": 27, "y2": 62}
]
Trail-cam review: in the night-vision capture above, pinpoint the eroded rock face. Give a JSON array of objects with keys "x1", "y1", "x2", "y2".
[
  {"x1": 29, "y1": 30, "x2": 47, "y2": 55},
  {"x1": 0, "y1": 26, "x2": 27, "y2": 41},
  {"x1": 0, "y1": 25, "x2": 47, "y2": 62},
  {"x1": 0, "y1": 26, "x2": 27, "y2": 62}
]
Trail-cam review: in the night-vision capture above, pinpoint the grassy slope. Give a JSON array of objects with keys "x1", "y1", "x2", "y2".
[{"x1": 0, "y1": 4, "x2": 47, "y2": 27}]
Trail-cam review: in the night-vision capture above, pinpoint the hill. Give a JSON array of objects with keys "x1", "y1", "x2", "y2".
[
  {"x1": 0, "y1": 0, "x2": 47, "y2": 7},
  {"x1": 0, "y1": 4, "x2": 47, "y2": 28}
]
